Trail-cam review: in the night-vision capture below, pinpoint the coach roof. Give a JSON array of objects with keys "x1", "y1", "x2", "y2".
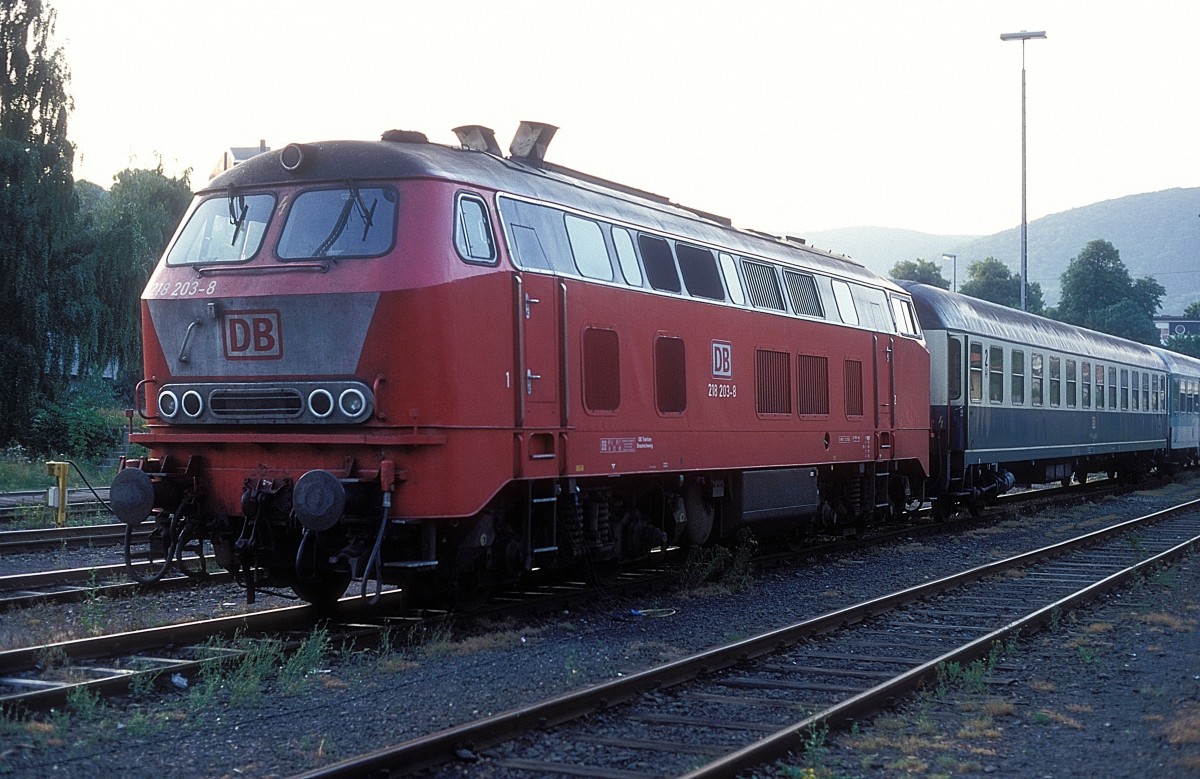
[{"x1": 899, "y1": 280, "x2": 1164, "y2": 370}]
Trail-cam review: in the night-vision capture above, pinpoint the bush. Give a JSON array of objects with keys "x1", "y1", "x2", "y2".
[{"x1": 24, "y1": 377, "x2": 126, "y2": 459}]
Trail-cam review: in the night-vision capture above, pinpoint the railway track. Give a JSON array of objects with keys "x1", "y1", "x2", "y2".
[
  {"x1": 286, "y1": 497, "x2": 1200, "y2": 779},
  {"x1": 0, "y1": 487, "x2": 109, "y2": 522},
  {"x1": 0, "y1": 477, "x2": 1165, "y2": 709},
  {"x1": 0, "y1": 561, "x2": 234, "y2": 610},
  {"x1": 0, "y1": 562, "x2": 677, "y2": 713},
  {"x1": 0, "y1": 520, "x2": 151, "y2": 555}
]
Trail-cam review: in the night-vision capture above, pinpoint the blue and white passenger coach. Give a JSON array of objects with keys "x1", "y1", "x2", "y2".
[
  {"x1": 900, "y1": 282, "x2": 1168, "y2": 514},
  {"x1": 1151, "y1": 347, "x2": 1200, "y2": 469}
]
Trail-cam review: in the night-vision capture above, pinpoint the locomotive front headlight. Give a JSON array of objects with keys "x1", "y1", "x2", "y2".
[
  {"x1": 339, "y1": 387, "x2": 367, "y2": 419},
  {"x1": 308, "y1": 388, "x2": 334, "y2": 418},
  {"x1": 181, "y1": 390, "x2": 204, "y2": 418},
  {"x1": 158, "y1": 390, "x2": 179, "y2": 419}
]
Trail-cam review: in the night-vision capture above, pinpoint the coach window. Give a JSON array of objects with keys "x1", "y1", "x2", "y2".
[
  {"x1": 1049, "y1": 356, "x2": 1062, "y2": 407},
  {"x1": 948, "y1": 338, "x2": 963, "y2": 401},
  {"x1": 1011, "y1": 350, "x2": 1025, "y2": 404},
  {"x1": 718, "y1": 253, "x2": 745, "y2": 305},
  {"x1": 969, "y1": 342, "x2": 983, "y2": 402},
  {"x1": 1120, "y1": 369, "x2": 1129, "y2": 410},
  {"x1": 638, "y1": 234, "x2": 682, "y2": 293},
  {"x1": 564, "y1": 214, "x2": 613, "y2": 281},
  {"x1": 1066, "y1": 359, "x2": 1077, "y2": 408},
  {"x1": 1142, "y1": 373, "x2": 1151, "y2": 411},
  {"x1": 831, "y1": 280, "x2": 860, "y2": 326},
  {"x1": 676, "y1": 243, "x2": 725, "y2": 300},
  {"x1": 1108, "y1": 367, "x2": 1118, "y2": 409},
  {"x1": 1082, "y1": 362, "x2": 1092, "y2": 408},
  {"x1": 1031, "y1": 353, "x2": 1044, "y2": 406},
  {"x1": 453, "y1": 194, "x2": 496, "y2": 264},
  {"x1": 1131, "y1": 370, "x2": 1140, "y2": 410},
  {"x1": 611, "y1": 227, "x2": 643, "y2": 287},
  {"x1": 1096, "y1": 364, "x2": 1105, "y2": 409},
  {"x1": 988, "y1": 346, "x2": 1004, "y2": 403}
]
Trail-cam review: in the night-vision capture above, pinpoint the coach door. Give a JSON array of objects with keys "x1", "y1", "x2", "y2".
[
  {"x1": 513, "y1": 273, "x2": 566, "y2": 473},
  {"x1": 874, "y1": 333, "x2": 896, "y2": 458}
]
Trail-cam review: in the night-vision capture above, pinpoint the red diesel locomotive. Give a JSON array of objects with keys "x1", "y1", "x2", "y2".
[{"x1": 110, "y1": 122, "x2": 931, "y2": 604}]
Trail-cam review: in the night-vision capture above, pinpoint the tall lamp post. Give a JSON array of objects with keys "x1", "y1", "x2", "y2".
[
  {"x1": 1000, "y1": 29, "x2": 1046, "y2": 312},
  {"x1": 941, "y1": 253, "x2": 958, "y2": 293}
]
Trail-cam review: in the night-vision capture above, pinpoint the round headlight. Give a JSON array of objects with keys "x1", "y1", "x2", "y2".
[
  {"x1": 181, "y1": 390, "x2": 204, "y2": 418},
  {"x1": 339, "y1": 388, "x2": 367, "y2": 419},
  {"x1": 308, "y1": 388, "x2": 334, "y2": 418},
  {"x1": 158, "y1": 390, "x2": 179, "y2": 418}
]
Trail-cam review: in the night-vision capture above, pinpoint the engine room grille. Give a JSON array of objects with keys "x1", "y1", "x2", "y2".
[
  {"x1": 756, "y1": 349, "x2": 792, "y2": 415},
  {"x1": 844, "y1": 359, "x2": 864, "y2": 416},
  {"x1": 209, "y1": 388, "x2": 304, "y2": 418}
]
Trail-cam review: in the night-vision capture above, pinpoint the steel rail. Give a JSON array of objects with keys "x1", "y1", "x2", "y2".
[{"x1": 287, "y1": 497, "x2": 1200, "y2": 779}]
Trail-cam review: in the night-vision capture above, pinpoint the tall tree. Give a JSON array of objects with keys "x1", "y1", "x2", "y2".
[
  {"x1": 888, "y1": 258, "x2": 950, "y2": 289},
  {"x1": 958, "y1": 256, "x2": 1044, "y2": 314},
  {"x1": 1183, "y1": 301, "x2": 1200, "y2": 319},
  {"x1": 1055, "y1": 239, "x2": 1163, "y2": 345},
  {"x1": 56, "y1": 167, "x2": 192, "y2": 384},
  {"x1": 0, "y1": 0, "x2": 75, "y2": 442}
]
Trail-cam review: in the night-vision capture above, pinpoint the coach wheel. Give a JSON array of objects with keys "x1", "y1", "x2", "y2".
[
  {"x1": 966, "y1": 491, "x2": 985, "y2": 518},
  {"x1": 125, "y1": 523, "x2": 173, "y2": 584}
]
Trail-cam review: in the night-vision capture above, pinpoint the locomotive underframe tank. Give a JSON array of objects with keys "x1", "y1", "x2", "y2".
[
  {"x1": 901, "y1": 281, "x2": 1168, "y2": 513},
  {"x1": 115, "y1": 128, "x2": 931, "y2": 605}
]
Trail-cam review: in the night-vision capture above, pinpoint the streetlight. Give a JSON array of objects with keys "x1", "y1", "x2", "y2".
[
  {"x1": 941, "y1": 253, "x2": 958, "y2": 293},
  {"x1": 1000, "y1": 29, "x2": 1046, "y2": 312}
]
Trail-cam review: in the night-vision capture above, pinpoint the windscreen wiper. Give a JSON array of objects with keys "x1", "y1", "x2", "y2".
[
  {"x1": 315, "y1": 180, "x2": 376, "y2": 255},
  {"x1": 350, "y1": 184, "x2": 377, "y2": 241},
  {"x1": 227, "y1": 189, "x2": 248, "y2": 246}
]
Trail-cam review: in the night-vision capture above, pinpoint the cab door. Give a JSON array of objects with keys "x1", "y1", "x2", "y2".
[
  {"x1": 513, "y1": 273, "x2": 566, "y2": 474},
  {"x1": 874, "y1": 333, "x2": 895, "y2": 458}
]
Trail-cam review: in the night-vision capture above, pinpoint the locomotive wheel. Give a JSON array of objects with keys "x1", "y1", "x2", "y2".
[
  {"x1": 931, "y1": 496, "x2": 954, "y2": 522},
  {"x1": 292, "y1": 569, "x2": 352, "y2": 607},
  {"x1": 124, "y1": 524, "x2": 172, "y2": 584},
  {"x1": 174, "y1": 523, "x2": 210, "y2": 580},
  {"x1": 682, "y1": 483, "x2": 715, "y2": 546}
]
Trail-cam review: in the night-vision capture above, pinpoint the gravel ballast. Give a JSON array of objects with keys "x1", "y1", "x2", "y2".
[{"x1": 1, "y1": 476, "x2": 1199, "y2": 778}]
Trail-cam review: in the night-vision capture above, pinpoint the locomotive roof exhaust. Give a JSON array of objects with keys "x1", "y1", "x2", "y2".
[
  {"x1": 508, "y1": 121, "x2": 558, "y2": 166},
  {"x1": 453, "y1": 125, "x2": 503, "y2": 156}
]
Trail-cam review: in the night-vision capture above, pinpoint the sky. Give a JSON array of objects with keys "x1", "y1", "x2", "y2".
[{"x1": 48, "y1": 0, "x2": 1200, "y2": 238}]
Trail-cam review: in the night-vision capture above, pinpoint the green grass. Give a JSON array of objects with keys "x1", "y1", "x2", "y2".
[{"x1": 0, "y1": 448, "x2": 123, "y2": 493}]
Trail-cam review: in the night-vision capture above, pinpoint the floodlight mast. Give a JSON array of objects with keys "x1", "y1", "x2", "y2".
[{"x1": 1000, "y1": 30, "x2": 1046, "y2": 312}]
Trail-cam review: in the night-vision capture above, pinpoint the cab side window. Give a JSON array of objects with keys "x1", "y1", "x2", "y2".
[{"x1": 454, "y1": 193, "x2": 496, "y2": 264}]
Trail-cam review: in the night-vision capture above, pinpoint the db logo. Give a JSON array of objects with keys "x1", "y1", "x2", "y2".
[
  {"x1": 222, "y1": 310, "x2": 283, "y2": 360},
  {"x1": 711, "y1": 340, "x2": 732, "y2": 379}
]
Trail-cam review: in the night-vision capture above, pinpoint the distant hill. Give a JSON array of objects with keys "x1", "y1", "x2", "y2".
[{"x1": 798, "y1": 187, "x2": 1200, "y2": 314}]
